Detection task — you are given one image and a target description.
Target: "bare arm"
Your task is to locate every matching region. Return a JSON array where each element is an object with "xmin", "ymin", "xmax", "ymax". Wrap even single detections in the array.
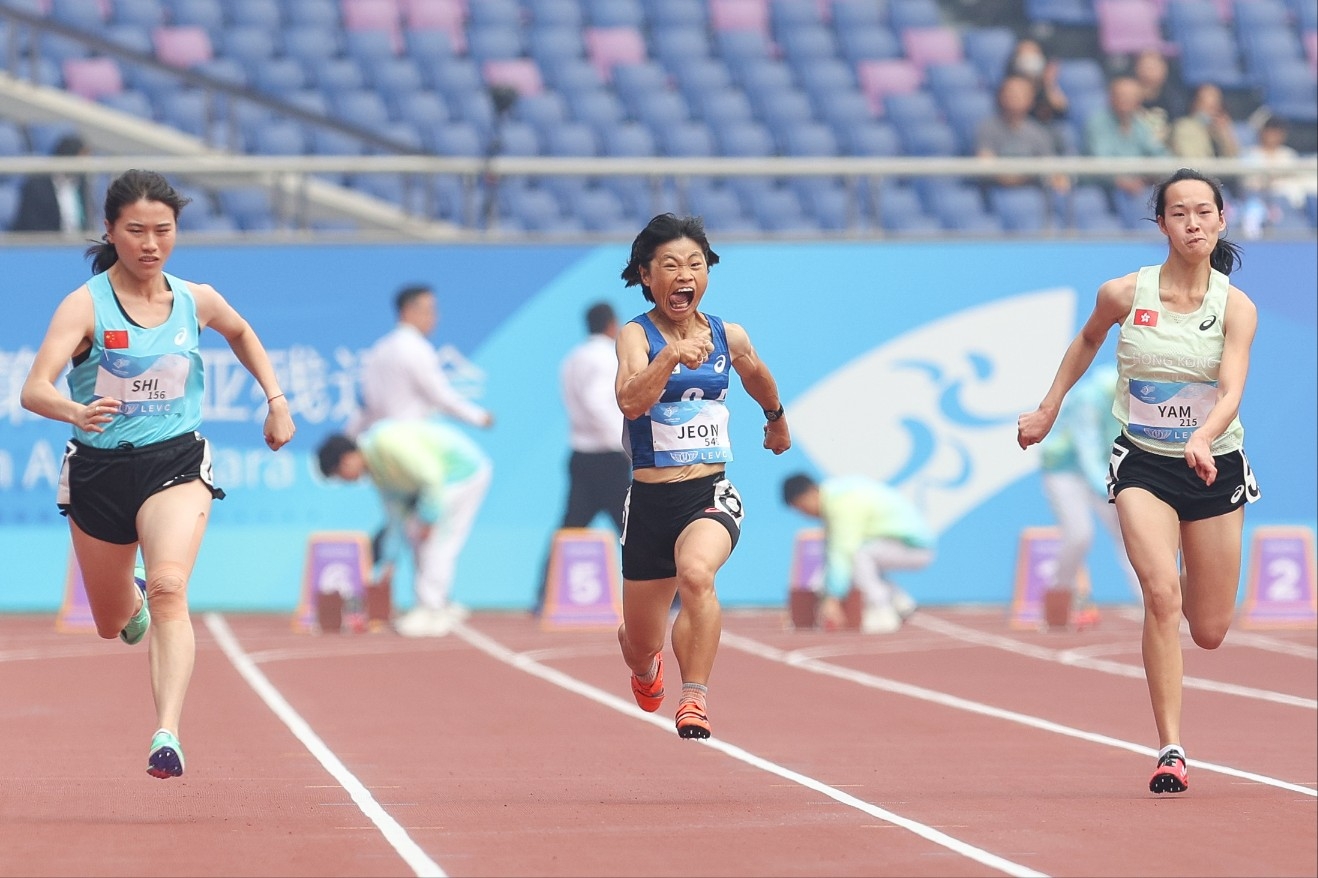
[
  {"xmin": 193, "ymin": 282, "xmax": 295, "ymax": 451},
  {"xmin": 614, "ymin": 320, "xmax": 707, "ymax": 420},
  {"xmin": 1017, "ymin": 273, "xmax": 1134, "ymax": 449},
  {"xmin": 726, "ymin": 321, "xmax": 791, "ymax": 454},
  {"xmin": 1184, "ymin": 285, "xmax": 1256, "ymax": 485},
  {"xmin": 19, "ymin": 286, "xmax": 119, "ymax": 434}
]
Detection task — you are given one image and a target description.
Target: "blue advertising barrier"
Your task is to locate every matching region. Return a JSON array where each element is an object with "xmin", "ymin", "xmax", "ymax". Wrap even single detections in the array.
[{"xmin": 2, "ymin": 238, "xmax": 1313, "ymax": 612}]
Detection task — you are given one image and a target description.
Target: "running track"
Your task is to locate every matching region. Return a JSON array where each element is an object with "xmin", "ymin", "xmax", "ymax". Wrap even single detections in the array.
[{"xmin": 1, "ymin": 607, "xmax": 1313, "ymax": 878}]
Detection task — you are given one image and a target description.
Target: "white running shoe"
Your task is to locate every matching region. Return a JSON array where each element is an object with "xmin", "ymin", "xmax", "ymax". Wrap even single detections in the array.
[
  {"xmin": 891, "ymin": 589, "xmax": 918, "ymax": 620},
  {"xmin": 443, "ymin": 602, "xmax": 471, "ymax": 623},
  {"xmin": 861, "ymin": 604, "xmax": 903, "ymax": 634},
  {"xmin": 394, "ymin": 607, "xmax": 453, "ymax": 638}
]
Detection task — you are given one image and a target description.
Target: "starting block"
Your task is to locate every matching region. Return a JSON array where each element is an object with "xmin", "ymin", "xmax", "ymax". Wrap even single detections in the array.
[
  {"xmin": 293, "ymin": 531, "xmax": 389, "ymax": 634},
  {"xmin": 1240, "ymin": 526, "xmax": 1317, "ymax": 629},
  {"xmin": 1009, "ymin": 526, "xmax": 1090, "ymax": 630},
  {"xmin": 540, "ymin": 528, "xmax": 622, "ymax": 631},
  {"xmin": 786, "ymin": 528, "xmax": 861, "ymax": 631}
]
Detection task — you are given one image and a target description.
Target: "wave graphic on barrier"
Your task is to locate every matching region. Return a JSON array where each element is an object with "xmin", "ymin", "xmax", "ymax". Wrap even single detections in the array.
[{"xmin": 790, "ymin": 289, "xmax": 1078, "ymax": 535}]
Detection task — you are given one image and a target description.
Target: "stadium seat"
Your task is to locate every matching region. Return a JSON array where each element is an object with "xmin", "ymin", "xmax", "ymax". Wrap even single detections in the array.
[
  {"xmin": 284, "ymin": 0, "xmax": 340, "ymax": 27},
  {"xmin": 600, "ymin": 120, "xmax": 656, "ymax": 156},
  {"xmin": 311, "ymin": 58, "xmax": 367, "ymax": 93},
  {"xmin": 166, "ymin": 0, "xmax": 223, "ymax": 30},
  {"xmin": 468, "ymin": 0, "xmax": 522, "ymax": 29},
  {"xmin": 328, "ymin": 89, "xmax": 392, "ymax": 129},
  {"xmin": 527, "ymin": 0, "xmax": 584, "ymax": 27},
  {"xmin": 389, "ymin": 90, "xmax": 451, "ymax": 127},
  {"xmin": 0, "ymin": 180, "xmax": 22, "ymax": 229},
  {"xmin": 733, "ymin": 58, "xmax": 794, "ymax": 94},
  {"xmin": 710, "ymin": 0, "xmax": 771, "ymax": 35},
  {"xmin": 367, "ymin": 57, "xmax": 426, "ymax": 96},
  {"xmin": 217, "ymin": 187, "xmax": 279, "ymax": 230},
  {"xmin": 749, "ymin": 187, "xmax": 814, "ymax": 233},
  {"xmin": 990, "ymin": 185, "xmax": 1050, "ymax": 232},
  {"xmin": 545, "ymin": 121, "xmax": 599, "ymax": 155},
  {"xmin": 1262, "ymin": 61, "xmax": 1318, "ymax": 121},
  {"xmin": 99, "ymin": 90, "xmax": 153, "ymax": 120},
  {"xmin": 1165, "ymin": 0, "xmax": 1224, "ymax": 41},
  {"xmin": 427, "ymin": 121, "xmax": 485, "ymax": 156},
  {"xmin": 152, "ymin": 26, "xmax": 213, "ymax": 68},
  {"xmin": 1176, "ymin": 25, "xmax": 1248, "ymax": 87},
  {"xmin": 751, "ymin": 87, "xmax": 815, "ymax": 129},
  {"xmin": 652, "ymin": 26, "xmax": 713, "ymax": 68},
  {"xmin": 897, "ymin": 119, "xmax": 959, "ymax": 155},
  {"xmin": 693, "ymin": 88, "xmax": 756, "ymax": 124},
  {"xmin": 570, "ymin": 186, "xmax": 632, "ymax": 233},
  {"xmin": 567, "ymin": 88, "xmax": 627, "ymax": 130},
  {"xmin": 781, "ymin": 122, "xmax": 839, "ymax": 156},
  {"xmin": 815, "ymin": 90, "xmax": 874, "ymax": 134},
  {"xmin": 837, "ymin": 25, "xmax": 903, "ymax": 65},
  {"xmin": 887, "ymin": 0, "xmax": 943, "ymax": 31},
  {"xmin": 1025, "ymin": 0, "xmax": 1097, "ymax": 25},
  {"xmin": 713, "ymin": 119, "xmax": 775, "ymax": 156},
  {"xmin": 941, "ymin": 89, "xmax": 994, "ymax": 153},
  {"xmin": 219, "ymin": 26, "xmax": 278, "ymax": 66},
  {"xmin": 404, "ymin": 1, "xmax": 466, "ymax": 52},
  {"xmin": 629, "ymin": 88, "xmax": 690, "ymax": 132},
  {"xmin": 245, "ymin": 119, "xmax": 307, "ymax": 155},
  {"xmin": 483, "ymin": 58, "xmax": 545, "ymax": 97},
  {"xmin": 1095, "ymin": 0, "xmax": 1170, "ymax": 55},
  {"xmin": 467, "ymin": 26, "xmax": 525, "ymax": 63},
  {"xmin": 797, "ymin": 58, "xmax": 858, "ymax": 104},
  {"xmin": 585, "ymin": 26, "xmax": 649, "ymax": 82},
  {"xmin": 342, "ymin": 0, "xmax": 403, "ymax": 34},
  {"xmin": 529, "ymin": 26, "xmax": 586, "ymax": 67},
  {"xmin": 902, "ymin": 26, "xmax": 964, "ymax": 70},
  {"xmin": 857, "ymin": 59, "xmax": 923, "ymax": 114},
  {"xmin": 671, "ymin": 57, "xmax": 734, "ymax": 104},
  {"xmin": 156, "ymin": 90, "xmax": 211, "ymax": 137},
  {"xmin": 104, "ymin": 26, "xmax": 154, "ymax": 54},
  {"xmin": 770, "ymin": 0, "xmax": 825, "ymax": 35},
  {"xmin": 962, "ymin": 26, "xmax": 1017, "ymax": 88},
  {"xmin": 114, "ymin": 0, "xmax": 165, "ymax": 27},
  {"xmin": 883, "ymin": 91, "xmax": 941, "ymax": 128},
  {"xmin": 876, "ymin": 184, "xmax": 938, "ymax": 233},
  {"xmin": 62, "ymin": 57, "xmax": 123, "ymax": 101},
  {"xmin": 658, "ymin": 120, "xmax": 716, "ymax": 156},
  {"xmin": 926, "ymin": 61, "xmax": 983, "ymax": 104},
  {"xmin": 778, "ymin": 26, "xmax": 838, "ymax": 64},
  {"xmin": 842, "ymin": 120, "xmax": 902, "ymax": 155},
  {"xmin": 405, "ymin": 28, "xmax": 457, "ymax": 64},
  {"xmin": 226, "ymin": 0, "xmax": 281, "ymax": 29},
  {"xmin": 685, "ymin": 180, "xmax": 749, "ymax": 230},
  {"xmin": 543, "ymin": 57, "xmax": 606, "ymax": 93},
  {"xmin": 583, "ymin": 0, "xmax": 646, "ymax": 27},
  {"xmin": 281, "ymin": 25, "xmax": 342, "ymax": 66}
]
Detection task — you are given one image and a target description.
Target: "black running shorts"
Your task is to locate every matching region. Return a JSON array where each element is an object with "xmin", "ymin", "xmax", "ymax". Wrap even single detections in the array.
[
  {"xmin": 1107, "ymin": 433, "xmax": 1260, "ymax": 522},
  {"xmin": 57, "ymin": 431, "xmax": 226, "ymax": 544},
  {"xmin": 621, "ymin": 472, "xmax": 744, "ymax": 581}
]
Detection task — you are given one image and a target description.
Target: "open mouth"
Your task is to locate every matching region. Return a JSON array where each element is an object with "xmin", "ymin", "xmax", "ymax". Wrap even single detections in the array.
[{"xmin": 668, "ymin": 287, "xmax": 694, "ymax": 309}]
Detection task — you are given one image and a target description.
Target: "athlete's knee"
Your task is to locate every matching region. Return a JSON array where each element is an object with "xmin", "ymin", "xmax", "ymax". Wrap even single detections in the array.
[
  {"xmin": 145, "ymin": 563, "xmax": 191, "ymax": 623},
  {"xmin": 1188, "ymin": 618, "xmax": 1230, "ymax": 650},
  {"xmin": 1141, "ymin": 581, "xmax": 1182, "ymax": 622},
  {"xmin": 675, "ymin": 562, "xmax": 717, "ymax": 599}
]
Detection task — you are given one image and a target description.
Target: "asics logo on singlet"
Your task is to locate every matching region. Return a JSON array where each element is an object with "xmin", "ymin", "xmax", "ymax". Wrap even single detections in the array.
[
  {"xmin": 712, "ymin": 355, "xmax": 727, "ymax": 373},
  {"xmin": 1231, "ymin": 485, "xmax": 1245, "ymax": 503},
  {"xmin": 1198, "ymin": 315, "xmax": 1218, "ymax": 331},
  {"xmin": 174, "ymin": 328, "xmax": 187, "ymax": 345}
]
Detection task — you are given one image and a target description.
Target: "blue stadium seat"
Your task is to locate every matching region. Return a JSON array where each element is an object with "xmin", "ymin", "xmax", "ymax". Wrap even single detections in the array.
[
  {"xmin": 671, "ymin": 58, "xmax": 734, "ymax": 105},
  {"xmin": 734, "ymin": 58, "xmax": 795, "ymax": 93},
  {"xmin": 714, "ymin": 29, "xmax": 775, "ymax": 64},
  {"xmin": 113, "ymin": 0, "xmax": 164, "ymax": 27},
  {"xmin": 467, "ymin": 26, "xmax": 525, "ymax": 63},
  {"xmin": 38, "ymin": 34, "xmax": 89, "ymax": 65},
  {"xmin": 427, "ymin": 121, "xmax": 485, "ymax": 156},
  {"xmin": 584, "ymin": 0, "xmax": 646, "ymax": 28},
  {"xmin": 837, "ymin": 25, "xmax": 902, "ymax": 64},
  {"xmin": 842, "ymin": 120, "xmax": 902, "ymax": 155},
  {"xmin": 1165, "ymin": 0, "xmax": 1222, "ymax": 41},
  {"xmin": 219, "ymin": 26, "xmax": 277, "ymax": 66},
  {"xmin": 570, "ymin": 186, "xmax": 632, "ymax": 233},
  {"xmin": 282, "ymin": 25, "xmax": 342, "ymax": 66},
  {"xmin": 941, "ymin": 89, "xmax": 994, "ymax": 153},
  {"xmin": 749, "ymin": 187, "xmax": 815, "ymax": 233},
  {"xmin": 513, "ymin": 91, "xmax": 569, "ymax": 130},
  {"xmin": 831, "ymin": 0, "xmax": 887, "ymax": 29},
  {"xmin": 883, "ymin": 91, "xmax": 942, "ymax": 127},
  {"xmin": 345, "ymin": 29, "xmax": 402, "ymax": 64},
  {"xmin": 468, "ymin": 0, "xmax": 522, "ymax": 28},
  {"xmin": 796, "ymin": 58, "xmax": 857, "ymax": 103},
  {"xmin": 546, "ymin": 122, "xmax": 599, "ymax": 155},
  {"xmin": 496, "ymin": 121, "xmax": 542, "ymax": 156},
  {"xmin": 1055, "ymin": 58, "xmax": 1107, "ymax": 99},
  {"xmin": 252, "ymin": 57, "xmax": 306, "ymax": 96},
  {"xmin": 751, "ymin": 87, "xmax": 815, "ymax": 129},
  {"xmin": 167, "ymin": 0, "xmax": 224, "ymax": 29},
  {"xmin": 657, "ymin": 120, "xmax": 716, "ymax": 156},
  {"xmin": 1262, "ymin": 61, "xmax": 1318, "ymax": 121},
  {"xmin": 567, "ymin": 88, "xmax": 628, "ymax": 130},
  {"xmin": 1066, "ymin": 184, "xmax": 1124, "ymax": 232},
  {"xmin": 1025, "ymin": 0, "xmax": 1096, "ymax": 25},
  {"xmin": 645, "ymin": 0, "xmax": 708, "ymax": 28},
  {"xmin": 227, "ymin": 0, "xmax": 281, "ymax": 29},
  {"xmin": 888, "ymin": 0, "xmax": 943, "ymax": 31},
  {"xmin": 283, "ymin": 89, "xmax": 329, "ymax": 116},
  {"xmin": 155, "ymin": 90, "xmax": 210, "ymax": 137},
  {"xmin": 792, "ymin": 178, "xmax": 858, "ymax": 230},
  {"xmin": 685, "ymin": 180, "xmax": 749, "ymax": 230},
  {"xmin": 693, "ymin": 88, "xmax": 756, "ymax": 124},
  {"xmin": 990, "ymin": 185, "xmax": 1050, "ymax": 232},
  {"xmin": 528, "ymin": 0, "xmax": 585, "ymax": 28},
  {"xmin": 926, "ymin": 61, "xmax": 983, "ymax": 104},
  {"xmin": 529, "ymin": 26, "xmax": 586, "ymax": 67},
  {"xmin": 284, "ymin": 0, "xmax": 340, "ymax": 27},
  {"xmin": 245, "ymin": 119, "xmax": 307, "ymax": 154},
  {"xmin": 876, "ymin": 184, "xmax": 939, "ymax": 233},
  {"xmin": 612, "ymin": 62, "xmax": 672, "ymax": 105},
  {"xmin": 367, "ymin": 58, "xmax": 426, "ymax": 97},
  {"xmin": 600, "ymin": 121, "xmax": 656, "ymax": 156},
  {"xmin": 898, "ymin": 119, "xmax": 959, "ymax": 156},
  {"xmin": 99, "ymin": 90, "xmax": 153, "ymax": 120},
  {"xmin": 1234, "ymin": 0, "xmax": 1292, "ymax": 31},
  {"xmin": 104, "ymin": 25, "xmax": 154, "ymax": 54},
  {"xmin": 311, "ymin": 127, "xmax": 367, "ymax": 156},
  {"xmin": 507, "ymin": 187, "xmax": 567, "ymax": 232},
  {"xmin": 771, "ymin": 0, "xmax": 826, "ymax": 36},
  {"xmin": 962, "ymin": 26, "xmax": 1017, "ymax": 88},
  {"xmin": 651, "ymin": 26, "xmax": 712, "ymax": 68},
  {"xmin": 311, "ymin": 58, "xmax": 367, "ymax": 93},
  {"xmin": 217, "ymin": 187, "xmax": 278, "ymax": 230},
  {"xmin": 0, "ymin": 120, "xmax": 27, "ymax": 158},
  {"xmin": 1176, "ymin": 25, "xmax": 1247, "ymax": 87},
  {"xmin": 631, "ymin": 89, "xmax": 690, "ymax": 129},
  {"xmin": 426, "ymin": 60, "xmax": 484, "ymax": 100},
  {"xmin": 389, "ymin": 91, "xmax": 451, "ymax": 127},
  {"xmin": 404, "ymin": 28, "xmax": 457, "ymax": 65},
  {"xmin": 328, "ymin": 89, "xmax": 392, "ymax": 129},
  {"xmin": 451, "ymin": 91, "xmax": 497, "ymax": 140},
  {"xmin": 781, "ymin": 122, "xmax": 839, "ymax": 156},
  {"xmin": 713, "ymin": 119, "xmax": 775, "ymax": 156},
  {"xmin": 540, "ymin": 57, "xmax": 605, "ymax": 93}
]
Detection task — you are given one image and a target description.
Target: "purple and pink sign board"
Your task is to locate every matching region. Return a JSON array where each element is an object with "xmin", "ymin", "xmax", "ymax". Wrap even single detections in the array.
[
  {"xmin": 789, "ymin": 529, "xmax": 825, "ymax": 592},
  {"xmin": 56, "ymin": 550, "xmax": 95, "ymax": 633},
  {"xmin": 1009, "ymin": 527, "xmax": 1090, "ymax": 630},
  {"xmin": 1241, "ymin": 526, "xmax": 1317, "ymax": 629},
  {"xmin": 541, "ymin": 528, "xmax": 622, "ymax": 631},
  {"xmin": 293, "ymin": 532, "xmax": 371, "ymax": 633}
]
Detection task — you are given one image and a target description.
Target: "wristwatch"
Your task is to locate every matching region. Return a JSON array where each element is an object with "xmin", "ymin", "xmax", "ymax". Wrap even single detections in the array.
[{"xmin": 764, "ymin": 404, "xmax": 785, "ymax": 422}]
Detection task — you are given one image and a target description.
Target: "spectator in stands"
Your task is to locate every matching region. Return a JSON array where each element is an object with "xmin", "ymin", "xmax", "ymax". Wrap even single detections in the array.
[
  {"xmin": 781, "ymin": 473, "xmax": 932, "ymax": 634},
  {"xmin": 976, "ymin": 74, "xmax": 1071, "ymax": 195},
  {"xmin": 1003, "ymin": 37, "xmax": 1069, "ymax": 150},
  {"xmin": 1132, "ymin": 50, "xmax": 1188, "ymax": 148},
  {"xmin": 1239, "ymin": 114, "xmax": 1318, "ymax": 236},
  {"xmin": 10, "ymin": 133, "xmax": 93, "ymax": 234},
  {"xmin": 316, "ymin": 420, "xmax": 492, "ymax": 638},
  {"xmin": 348, "ymin": 283, "xmax": 494, "ymax": 438},
  {"xmin": 1086, "ymin": 76, "xmax": 1169, "ymax": 198},
  {"xmin": 1169, "ymin": 83, "xmax": 1240, "ymax": 160}
]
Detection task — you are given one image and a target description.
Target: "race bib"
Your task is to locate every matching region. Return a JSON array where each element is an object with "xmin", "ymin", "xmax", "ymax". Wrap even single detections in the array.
[
  {"xmin": 94, "ymin": 350, "xmax": 191, "ymax": 417},
  {"xmin": 649, "ymin": 399, "xmax": 733, "ymax": 467},
  {"xmin": 1127, "ymin": 380, "xmax": 1217, "ymax": 443}
]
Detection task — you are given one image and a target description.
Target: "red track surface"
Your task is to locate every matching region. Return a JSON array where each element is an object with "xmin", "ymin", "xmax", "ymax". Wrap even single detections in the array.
[{"xmin": 1, "ymin": 607, "xmax": 1314, "ymax": 878}]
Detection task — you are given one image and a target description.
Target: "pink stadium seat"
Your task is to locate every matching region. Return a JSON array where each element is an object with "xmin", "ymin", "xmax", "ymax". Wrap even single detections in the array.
[
  {"xmin": 856, "ymin": 58, "xmax": 923, "ymax": 115},
  {"xmin": 901, "ymin": 26, "xmax": 963, "ymax": 70},
  {"xmin": 151, "ymin": 26, "xmax": 213, "ymax": 68},
  {"xmin": 342, "ymin": 0, "xmax": 402, "ymax": 53},
  {"xmin": 1095, "ymin": 0, "xmax": 1171, "ymax": 56},
  {"xmin": 1305, "ymin": 30, "xmax": 1317, "ymax": 75},
  {"xmin": 584, "ymin": 26, "xmax": 647, "ymax": 82},
  {"xmin": 710, "ymin": 0, "xmax": 770, "ymax": 35},
  {"xmin": 62, "ymin": 56, "xmax": 123, "ymax": 100},
  {"xmin": 401, "ymin": 0, "xmax": 467, "ymax": 52},
  {"xmin": 483, "ymin": 58, "xmax": 545, "ymax": 97}
]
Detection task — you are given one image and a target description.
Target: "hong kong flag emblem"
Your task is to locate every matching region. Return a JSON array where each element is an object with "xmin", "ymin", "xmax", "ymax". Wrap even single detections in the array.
[
  {"xmin": 103, "ymin": 329, "xmax": 129, "ymax": 349},
  {"xmin": 1134, "ymin": 309, "xmax": 1159, "ymax": 327}
]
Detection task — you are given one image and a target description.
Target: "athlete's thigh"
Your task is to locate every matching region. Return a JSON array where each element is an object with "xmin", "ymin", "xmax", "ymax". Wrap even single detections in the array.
[
  {"xmin": 1179, "ymin": 508, "xmax": 1245, "ymax": 625},
  {"xmin": 673, "ymin": 518, "xmax": 733, "ymax": 584},
  {"xmin": 1114, "ymin": 487, "xmax": 1181, "ymax": 590},
  {"xmin": 135, "ymin": 480, "xmax": 213, "ymax": 577},
  {"xmin": 69, "ymin": 519, "xmax": 140, "ymax": 616}
]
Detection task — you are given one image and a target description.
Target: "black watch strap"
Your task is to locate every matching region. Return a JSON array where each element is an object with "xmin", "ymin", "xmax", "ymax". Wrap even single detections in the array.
[{"xmin": 764, "ymin": 404, "xmax": 785, "ymax": 422}]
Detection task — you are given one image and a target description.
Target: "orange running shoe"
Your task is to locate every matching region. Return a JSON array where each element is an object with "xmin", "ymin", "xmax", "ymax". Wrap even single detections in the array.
[
  {"xmin": 630, "ymin": 654, "xmax": 665, "ymax": 712},
  {"xmin": 1149, "ymin": 751, "xmax": 1189, "ymax": 794},
  {"xmin": 675, "ymin": 700, "xmax": 711, "ymax": 739},
  {"xmin": 1074, "ymin": 605, "xmax": 1102, "ymax": 631}
]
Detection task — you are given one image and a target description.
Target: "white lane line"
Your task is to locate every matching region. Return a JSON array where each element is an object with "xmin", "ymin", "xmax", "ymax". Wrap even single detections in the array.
[
  {"xmin": 1110, "ymin": 608, "xmax": 1318, "ymax": 658},
  {"xmin": 719, "ymin": 632, "xmax": 1317, "ymax": 798},
  {"xmin": 451, "ymin": 622, "xmax": 1049, "ymax": 878},
  {"xmin": 907, "ymin": 615, "xmax": 1317, "ymax": 710},
  {"xmin": 204, "ymin": 614, "xmax": 446, "ymax": 878}
]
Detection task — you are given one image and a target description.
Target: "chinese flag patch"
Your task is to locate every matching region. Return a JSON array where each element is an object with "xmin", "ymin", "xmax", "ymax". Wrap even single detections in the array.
[
  {"xmin": 103, "ymin": 329, "xmax": 129, "ymax": 349},
  {"xmin": 1133, "ymin": 309, "xmax": 1159, "ymax": 327}
]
